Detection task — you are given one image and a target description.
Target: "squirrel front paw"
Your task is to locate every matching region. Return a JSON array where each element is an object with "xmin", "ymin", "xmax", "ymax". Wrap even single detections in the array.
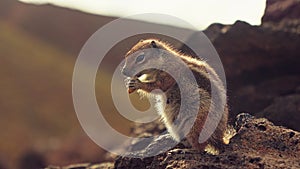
[{"xmin": 126, "ymin": 78, "xmax": 142, "ymax": 94}]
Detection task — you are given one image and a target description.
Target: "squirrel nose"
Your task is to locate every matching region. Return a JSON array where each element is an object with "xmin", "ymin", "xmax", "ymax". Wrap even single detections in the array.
[{"xmin": 121, "ymin": 67, "xmax": 131, "ymax": 77}]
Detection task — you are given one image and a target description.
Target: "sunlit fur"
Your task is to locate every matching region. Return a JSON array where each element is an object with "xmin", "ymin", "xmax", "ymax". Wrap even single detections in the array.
[{"xmin": 123, "ymin": 39, "xmax": 230, "ymax": 153}]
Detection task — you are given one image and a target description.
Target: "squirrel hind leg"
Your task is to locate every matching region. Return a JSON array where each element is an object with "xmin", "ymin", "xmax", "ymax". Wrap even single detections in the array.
[
  {"xmin": 186, "ymin": 120, "xmax": 227, "ymax": 155},
  {"xmin": 186, "ymin": 132, "xmax": 208, "ymax": 152},
  {"xmin": 186, "ymin": 135, "xmax": 222, "ymax": 155}
]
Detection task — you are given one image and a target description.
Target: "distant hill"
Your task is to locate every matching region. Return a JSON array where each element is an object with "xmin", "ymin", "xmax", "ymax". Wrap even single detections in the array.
[
  {"xmin": 0, "ymin": 20, "xmax": 74, "ymax": 168},
  {"xmin": 0, "ymin": 0, "xmax": 114, "ymax": 56},
  {"xmin": 1, "ymin": 17, "xmax": 142, "ymax": 168}
]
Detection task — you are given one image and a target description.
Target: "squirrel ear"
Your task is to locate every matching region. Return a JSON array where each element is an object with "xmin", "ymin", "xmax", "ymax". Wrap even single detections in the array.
[{"xmin": 151, "ymin": 40, "xmax": 158, "ymax": 48}]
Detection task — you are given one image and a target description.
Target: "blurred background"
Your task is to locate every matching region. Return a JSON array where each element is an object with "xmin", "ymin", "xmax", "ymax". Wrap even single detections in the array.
[{"xmin": 0, "ymin": 0, "xmax": 299, "ymax": 168}]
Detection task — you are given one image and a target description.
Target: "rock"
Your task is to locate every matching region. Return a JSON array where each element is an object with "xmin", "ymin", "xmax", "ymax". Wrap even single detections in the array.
[
  {"xmin": 45, "ymin": 162, "xmax": 114, "ymax": 169},
  {"xmin": 47, "ymin": 114, "xmax": 300, "ymax": 168},
  {"xmin": 199, "ymin": 1, "xmax": 300, "ymax": 122},
  {"xmin": 262, "ymin": 0, "xmax": 300, "ymax": 22},
  {"xmin": 200, "ymin": 20, "xmax": 300, "ymax": 124},
  {"xmin": 257, "ymin": 94, "xmax": 300, "ymax": 131},
  {"xmin": 19, "ymin": 150, "xmax": 46, "ymax": 169},
  {"xmin": 262, "ymin": 0, "xmax": 300, "ymax": 34},
  {"xmin": 203, "ymin": 23, "xmax": 231, "ymax": 42},
  {"xmin": 234, "ymin": 113, "xmax": 254, "ymax": 131},
  {"xmin": 112, "ymin": 113, "xmax": 300, "ymax": 169}
]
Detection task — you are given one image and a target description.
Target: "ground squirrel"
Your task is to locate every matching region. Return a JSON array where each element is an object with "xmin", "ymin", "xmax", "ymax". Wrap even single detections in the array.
[{"xmin": 121, "ymin": 39, "xmax": 229, "ymax": 152}]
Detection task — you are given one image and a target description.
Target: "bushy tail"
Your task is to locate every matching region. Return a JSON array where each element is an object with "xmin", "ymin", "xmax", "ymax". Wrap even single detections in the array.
[
  {"xmin": 205, "ymin": 125, "xmax": 236, "ymax": 155},
  {"xmin": 223, "ymin": 125, "xmax": 237, "ymax": 145}
]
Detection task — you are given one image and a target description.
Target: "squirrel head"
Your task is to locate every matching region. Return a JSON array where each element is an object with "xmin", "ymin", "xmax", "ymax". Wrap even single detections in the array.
[{"xmin": 121, "ymin": 39, "xmax": 165, "ymax": 78}]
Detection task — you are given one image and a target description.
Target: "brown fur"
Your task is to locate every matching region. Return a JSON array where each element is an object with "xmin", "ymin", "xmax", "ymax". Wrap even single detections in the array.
[{"xmin": 122, "ymin": 39, "xmax": 228, "ymax": 152}]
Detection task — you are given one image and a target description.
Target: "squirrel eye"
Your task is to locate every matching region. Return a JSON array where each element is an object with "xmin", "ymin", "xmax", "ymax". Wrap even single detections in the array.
[{"xmin": 135, "ymin": 53, "xmax": 145, "ymax": 63}]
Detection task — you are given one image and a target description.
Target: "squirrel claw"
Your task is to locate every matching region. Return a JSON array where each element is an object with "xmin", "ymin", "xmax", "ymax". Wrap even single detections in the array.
[{"xmin": 126, "ymin": 79, "xmax": 141, "ymax": 94}]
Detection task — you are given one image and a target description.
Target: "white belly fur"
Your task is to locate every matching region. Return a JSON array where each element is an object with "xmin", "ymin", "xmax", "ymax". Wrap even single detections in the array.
[
  {"xmin": 137, "ymin": 90, "xmax": 180, "ymax": 142},
  {"xmin": 154, "ymin": 94, "xmax": 180, "ymax": 142}
]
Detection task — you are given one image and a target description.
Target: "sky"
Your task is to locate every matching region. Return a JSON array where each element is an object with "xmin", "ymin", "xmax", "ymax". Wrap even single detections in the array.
[{"xmin": 19, "ymin": 0, "xmax": 266, "ymax": 30}]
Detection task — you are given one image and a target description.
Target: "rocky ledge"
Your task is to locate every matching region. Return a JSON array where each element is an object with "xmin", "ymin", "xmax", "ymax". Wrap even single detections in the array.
[
  {"xmin": 262, "ymin": 0, "xmax": 300, "ymax": 34},
  {"xmin": 46, "ymin": 113, "xmax": 300, "ymax": 169}
]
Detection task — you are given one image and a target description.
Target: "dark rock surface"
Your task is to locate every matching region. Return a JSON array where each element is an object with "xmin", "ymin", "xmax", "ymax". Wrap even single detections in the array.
[
  {"xmin": 204, "ymin": 21, "xmax": 300, "ymax": 120},
  {"xmin": 113, "ymin": 114, "xmax": 300, "ymax": 169},
  {"xmin": 257, "ymin": 93, "xmax": 300, "ymax": 131},
  {"xmin": 262, "ymin": 0, "xmax": 300, "ymax": 34},
  {"xmin": 47, "ymin": 114, "xmax": 300, "ymax": 169},
  {"xmin": 45, "ymin": 162, "xmax": 114, "ymax": 169},
  {"xmin": 262, "ymin": 0, "xmax": 300, "ymax": 22},
  {"xmin": 18, "ymin": 151, "xmax": 46, "ymax": 169},
  {"xmin": 200, "ymin": 6, "xmax": 300, "ymax": 130}
]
